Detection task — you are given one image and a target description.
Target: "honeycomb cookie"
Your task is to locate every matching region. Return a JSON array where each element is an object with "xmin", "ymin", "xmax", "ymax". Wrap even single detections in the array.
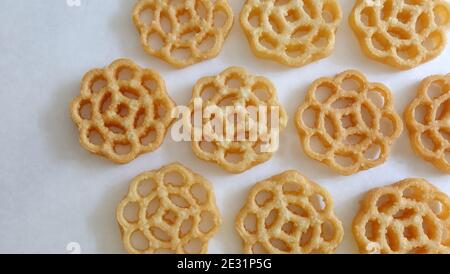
[
  {"xmin": 294, "ymin": 70, "xmax": 403, "ymax": 176},
  {"xmin": 350, "ymin": 0, "xmax": 450, "ymax": 70},
  {"xmin": 235, "ymin": 170, "xmax": 344, "ymax": 254},
  {"xmin": 70, "ymin": 59, "xmax": 175, "ymax": 164},
  {"xmin": 353, "ymin": 178, "xmax": 450, "ymax": 254},
  {"xmin": 240, "ymin": 0, "xmax": 342, "ymax": 67},
  {"xmin": 132, "ymin": 0, "xmax": 234, "ymax": 68},
  {"xmin": 116, "ymin": 163, "xmax": 221, "ymax": 254},
  {"xmin": 404, "ymin": 73, "xmax": 450, "ymax": 172},
  {"xmin": 188, "ymin": 67, "xmax": 288, "ymax": 173}
]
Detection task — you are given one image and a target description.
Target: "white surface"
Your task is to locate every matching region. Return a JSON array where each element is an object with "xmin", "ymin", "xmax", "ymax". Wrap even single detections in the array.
[{"xmin": 0, "ymin": 0, "xmax": 449, "ymax": 254}]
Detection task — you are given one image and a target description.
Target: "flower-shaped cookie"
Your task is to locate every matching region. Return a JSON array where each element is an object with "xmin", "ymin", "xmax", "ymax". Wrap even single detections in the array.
[
  {"xmin": 70, "ymin": 59, "xmax": 175, "ymax": 164},
  {"xmin": 353, "ymin": 178, "xmax": 450, "ymax": 254},
  {"xmin": 240, "ymin": 0, "xmax": 342, "ymax": 67},
  {"xmin": 350, "ymin": 0, "xmax": 450, "ymax": 69},
  {"xmin": 188, "ymin": 67, "xmax": 288, "ymax": 173},
  {"xmin": 235, "ymin": 170, "xmax": 343, "ymax": 254},
  {"xmin": 133, "ymin": 0, "xmax": 234, "ymax": 68},
  {"xmin": 295, "ymin": 70, "xmax": 403, "ymax": 175},
  {"xmin": 116, "ymin": 163, "xmax": 221, "ymax": 254},
  {"xmin": 404, "ymin": 73, "xmax": 450, "ymax": 172}
]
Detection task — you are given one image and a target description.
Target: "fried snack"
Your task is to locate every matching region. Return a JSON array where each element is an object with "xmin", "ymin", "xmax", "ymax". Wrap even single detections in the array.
[
  {"xmin": 294, "ymin": 70, "xmax": 403, "ymax": 175},
  {"xmin": 353, "ymin": 178, "xmax": 450, "ymax": 254},
  {"xmin": 132, "ymin": 0, "xmax": 234, "ymax": 68},
  {"xmin": 116, "ymin": 163, "xmax": 221, "ymax": 254},
  {"xmin": 235, "ymin": 170, "xmax": 343, "ymax": 254},
  {"xmin": 70, "ymin": 59, "xmax": 175, "ymax": 164},
  {"xmin": 349, "ymin": 0, "xmax": 450, "ymax": 70},
  {"xmin": 240, "ymin": 0, "xmax": 342, "ymax": 67},
  {"xmin": 188, "ymin": 67, "xmax": 288, "ymax": 173},
  {"xmin": 404, "ymin": 73, "xmax": 450, "ymax": 172}
]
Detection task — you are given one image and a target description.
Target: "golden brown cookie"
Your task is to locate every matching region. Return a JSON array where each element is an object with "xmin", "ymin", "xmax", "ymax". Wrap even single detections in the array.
[
  {"xmin": 240, "ymin": 0, "xmax": 342, "ymax": 67},
  {"xmin": 294, "ymin": 70, "xmax": 403, "ymax": 175},
  {"xmin": 70, "ymin": 59, "xmax": 175, "ymax": 164},
  {"xmin": 188, "ymin": 67, "xmax": 288, "ymax": 173},
  {"xmin": 116, "ymin": 163, "xmax": 221, "ymax": 254},
  {"xmin": 133, "ymin": 0, "xmax": 234, "ymax": 68},
  {"xmin": 235, "ymin": 170, "xmax": 343, "ymax": 254},
  {"xmin": 350, "ymin": 0, "xmax": 450, "ymax": 69},
  {"xmin": 353, "ymin": 178, "xmax": 450, "ymax": 254},
  {"xmin": 404, "ymin": 73, "xmax": 450, "ymax": 172}
]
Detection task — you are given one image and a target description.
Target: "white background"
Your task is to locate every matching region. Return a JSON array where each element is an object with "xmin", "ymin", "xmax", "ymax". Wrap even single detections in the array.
[{"xmin": 0, "ymin": 0, "xmax": 449, "ymax": 254}]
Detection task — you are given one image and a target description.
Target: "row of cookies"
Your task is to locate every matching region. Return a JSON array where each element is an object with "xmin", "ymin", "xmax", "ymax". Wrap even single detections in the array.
[
  {"xmin": 116, "ymin": 162, "xmax": 450, "ymax": 254},
  {"xmin": 132, "ymin": 0, "xmax": 450, "ymax": 69},
  {"xmin": 70, "ymin": 59, "xmax": 450, "ymax": 174}
]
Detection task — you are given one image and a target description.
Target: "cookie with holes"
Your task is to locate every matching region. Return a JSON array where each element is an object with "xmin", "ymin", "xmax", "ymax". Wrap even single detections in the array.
[
  {"xmin": 116, "ymin": 163, "xmax": 221, "ymax": 254},
  {"xmin": 353, "ymin": 178, "xmax": 450, "ymax": 254},
  {"xmin": 294, "ymin": 70, "xmax": 403, "ymax": 176},
  {"xmin": 350, "ymin": 0, "xmax": 450, "ymax": 69},
  {"xmin": 132, "ymin": 0, "xmax": 234, "ymax": 68},
  {"xmin": 240, "ymin": 0, "xmax": 342, "ymax": 67},
  {"xmin": 404, "ymin": 73, "xmax": 450, "ymax": 172},
  {"xmin": 187, "ymin": 67, "xmax": 288, "ymax": 173},
  {"xmin": 70, "ymin": 59, "xmax": 175, "ymax": 164},
  {"xmin": 235, "ymin": 170, "xmax": 343, "ymax": 254}
]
